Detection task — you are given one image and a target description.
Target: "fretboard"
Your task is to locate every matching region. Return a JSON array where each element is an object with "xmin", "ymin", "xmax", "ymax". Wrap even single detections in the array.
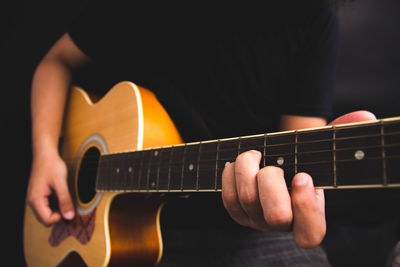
[{"xmin": 96, "ymin": 117, "xmax": 400, "ymax": 192}]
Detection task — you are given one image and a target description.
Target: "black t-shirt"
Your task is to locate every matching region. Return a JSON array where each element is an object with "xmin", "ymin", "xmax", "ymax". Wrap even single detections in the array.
[
  {"xmin": 68, "ymin": 0, "xmax": 338, "ymax": 142},
  {"xmin": 67, "ymin": 1, "xmax": 339, "ymax": 227}
]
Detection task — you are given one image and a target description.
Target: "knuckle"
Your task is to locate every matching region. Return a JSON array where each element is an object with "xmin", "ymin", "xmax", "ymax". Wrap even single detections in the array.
[
  {"xmin": 222, "ymin": 190, "xmax": 237, "ymax": 206},
  {"xmin": 258, "ymin": 165, "xmax": 284, "ymax": 178},
  {"xmin": 236, "ymin": 150, "xmax": 261, "ymax": 162},
  {"xmin": 238, "ymin": 189, "xmax": 258, "ymax": 207}
]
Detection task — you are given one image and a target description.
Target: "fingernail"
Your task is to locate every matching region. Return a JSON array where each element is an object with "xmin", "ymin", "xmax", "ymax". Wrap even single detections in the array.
[
  {"xmin": 294, "ymin": 173, "xmax": 309, "ymax": 186},
  {"xmin": 250, "ymin": 150, "xmax": 262, "ymax": 156},
  {"xmin": 63, "ymin": 211, "xmax": 75, "ymax": 220}
]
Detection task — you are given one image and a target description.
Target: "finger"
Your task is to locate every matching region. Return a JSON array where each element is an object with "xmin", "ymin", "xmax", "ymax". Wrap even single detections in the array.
[
  {"xmin": 234, "ymin": 150, "xmax": 266, "ymax": 224},
  {"xmin": 32, "ymin": 198, "xmax": 62, "ymax": 225},
  {"xmin": 329, "ymin": 110, "xmax": 376, "ymax": 126},
  {"xmin": 222, "ymin": 162, "xmax": 250, "ymax": 226},
  {"xmin": 27, "ymin": 186, "xmax": 61, "ymax": 225},
  {"xmin": 52, "ymin": 174, "xmax": 75, "ymax": 220},
  {"xmin": 291, "ymin": 173, "xmax": 326, "ymax": 248},
  {"xmin": 257, "ymin": 166, "xmax": 292, "ymax": 231}
]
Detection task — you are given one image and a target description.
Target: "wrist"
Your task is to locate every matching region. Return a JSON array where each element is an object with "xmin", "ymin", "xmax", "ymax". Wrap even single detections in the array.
[{"xmin": 32, "ymin": 137, "xmax": 60, "ymax": 161}]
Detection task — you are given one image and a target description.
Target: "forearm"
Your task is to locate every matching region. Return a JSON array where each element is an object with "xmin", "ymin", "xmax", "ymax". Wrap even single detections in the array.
[
  {"xmin": 279, "ymin": 114, "xmax": 327, "ymax": 131},
  {"xmin": 31, "ymin": 59, "xmax": 73, "ymax": 159}
]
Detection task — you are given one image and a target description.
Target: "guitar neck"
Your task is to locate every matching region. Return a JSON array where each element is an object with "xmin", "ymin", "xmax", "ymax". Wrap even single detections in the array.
[{"xmin": 96, "ymin": 117, "xmax": 400, "ymax": 192}]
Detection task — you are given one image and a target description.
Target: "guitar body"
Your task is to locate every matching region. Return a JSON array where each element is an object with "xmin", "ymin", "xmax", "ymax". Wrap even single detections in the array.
[{"xmin": 24, "ymin": 81, "xmax": 183, "ymax": 266}]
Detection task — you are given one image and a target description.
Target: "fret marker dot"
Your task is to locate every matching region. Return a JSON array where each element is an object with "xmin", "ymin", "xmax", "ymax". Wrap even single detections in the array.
[
  {"xmin": 277, "ymin": 157, "xmax": 284, "ymax": 166},
  {"xmin": 188, "ymin": 163, "xmax": 194, "ymax": 171},
  {"xmin": 116, "ymin": 168, "xmax": 120, "ymax": 173},
  {"xmin": 154, "ymin": 151, "xmax": 159, "ymax": 157},
  {"xmin": 128, "ymin": 167, "xmax": 132, "ymax": 173},
  {"xmin": 225, "ymin": 161, "xmax": 230, "ymax": 167},
  {"xmin": 354, "ymin": 150, "xmax": 365, "ymax": 160}
]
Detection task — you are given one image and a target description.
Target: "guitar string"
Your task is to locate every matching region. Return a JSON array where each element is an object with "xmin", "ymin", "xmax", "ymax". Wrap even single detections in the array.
[{"xmin": 62, "ymin": 141, "xmax": 400, "ymax": 167}]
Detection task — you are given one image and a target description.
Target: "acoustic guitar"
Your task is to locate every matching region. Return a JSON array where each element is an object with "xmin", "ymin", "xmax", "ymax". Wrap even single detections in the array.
[{"xmin": 23, "ymin": 81, "xmax": 400, "ymax": 266}]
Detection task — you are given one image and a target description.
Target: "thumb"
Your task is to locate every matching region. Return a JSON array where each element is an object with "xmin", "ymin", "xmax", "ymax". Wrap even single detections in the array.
[
  {"xmin": 329, "ymin": 110, "xmax": 376, "ymax": 126},
  {"xmin": 52, "ymin": 171, "xmax": 75, "ymax": 220}
]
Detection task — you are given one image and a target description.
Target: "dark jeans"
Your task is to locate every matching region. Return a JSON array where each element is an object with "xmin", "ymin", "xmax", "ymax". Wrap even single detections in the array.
[
  {"xmin": 158, "ymin": 225, "xmax": 331, "ymax": 267},
  {"xmin": 157, "ymin": 194, "xmax": 331, "ymax": 267}
]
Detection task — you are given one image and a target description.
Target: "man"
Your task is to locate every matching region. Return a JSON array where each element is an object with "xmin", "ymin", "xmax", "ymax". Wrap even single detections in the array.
[{"xmin": 26, "ymin": 1, "xmax": 376, "ymax": 265}]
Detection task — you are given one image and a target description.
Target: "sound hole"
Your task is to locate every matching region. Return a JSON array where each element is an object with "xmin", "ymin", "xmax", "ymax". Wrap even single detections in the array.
[{"xmin": 77, "ymin": 147, "xmax": 100, "ymax": 204}]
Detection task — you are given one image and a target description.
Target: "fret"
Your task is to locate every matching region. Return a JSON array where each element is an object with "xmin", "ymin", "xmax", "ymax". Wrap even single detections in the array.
[
  {"xmin": 218, "ymin": 138, "xmax": 239, "ymax": 162},
  {"xmin": 122, "ymin": 153, "xmax": 130, "ymax": 190},
  {"xmin": 297, "ymin": 151, "xmax": 332, "ymax": 164},
  {"xmin": 102, "ymin": 154, "xmax": 111, "ymax": 190},
  {"xmin": 215, "ymin": 140, "xmax": 220, "ymax": 190},
  {"xmin": 267, "ymin": 132, "xmax": 295, "ymax": 145},
  {"xmin": 158, "ymin": 147, "xmax": 172, "ymax": 190},
  {"xmin": 294, "ymin": 131, "xmax": 298, "ymax": 174},
  {"xmin": 297, "ymin": 139, "xmax": 333, "ymax": 153},
  {"xmin": 95, "ymin": 155, "xmax": 106, "ymax": 191},
  {"xmin": 265, "ymin": 154, "xmax": 295, "ymax": 173},
  {"xmin": 335, "ymin": 124, "xmax": 382, "ymax": 186},
  {"xmin": 263, "ymin": 134, "xmax": 267, "ymax": 167},
  {"xmin": 296, "ymin": 129, "xmax": 334, "ymax": 187},
  {"xmin": 113, "ymin": 153, "xmax": 123, "ymax": 190},
  {"xmin": 383, "ymin": 120, "xmax": 400, "ymax": 134},
  {"xmin": 198, "ymin": 142, "xmax": 218, "ymax": 190},
  {"xmin": 336, "ymin": 158, "xmax": 382, "ymax": 186},
  {"xmin": 265, "ymin": 133, "xmax": 296, "ymax": 181},
  {"xmin": 139, "ymin": 150, "xmax": 151, "ymax": 190},
  {"xmin": 384, "ymin": 122, "xmax": 400, "ymax": 184},
  {"xmin": 217, "ymin": 138, "xmax": 239, "ymax": 189},
  {"xmin": 180, "ymin": 145, "xmax": 187, "ymax": 190},
  {"xmin": 335, "ymin": 124, "xmax": 381, "ymax": 139},
  {"xmin": 148, "ymin": 149, "xmax": 160, "ymax": 191},
  {"xmin": 266, "ymin": 142, "xmax": 295, "ymax": 155},
  {"xmin": 196, "ymin": 142, "xmax": 202, "ymax": 190},
  {"xmin": 120, "ymin": 153, "xmax": 130, "ymax": 190},
  {"xmin": 182, "ymin": 144, "xmax": 199, "ymax": 190},
  {"xmin": 169, "ymin": 145, "xmax": 185, "ymax": 190},
  {"xmin": 336, "ymin": 136, "xmax": 381, "ymax": 150},
  {"xmin": 167, "ymin": 146, "xmax": 174, "ymax": 190},
  {"xmin": 333, "ymin": 126, "xmax": 337, "ymax": 187},
  {"xmin": 116, "ymin": 153, "xmax": 127, "ymax": 191},
  {"xmin": 128, "ymin": 151, "xmax": 140, "ymax": 190},
  {"xmin": 109, "ymin": 153, "xmax": 119, "ymax": 190},
  {"xmin": 240, "ymin": 135, "xmax": 265, "ymax": 167},
  {"xmin": 145, "ymin": 150, "xmax": 152, "ymax": 191},
  {"xmin": 297, "ymin": 128, "xmax": 332, "ymax": 142},
  {"xmin": 380, "ymin": 121, "xmax": 387, "ymax": 185},
  {"xmin": 297, "ymin": 161, "xmax": 334, "ymax": 187},
  {"xmin": 156, "ymin": 149, "xmax": 162, "ymax": 190}
]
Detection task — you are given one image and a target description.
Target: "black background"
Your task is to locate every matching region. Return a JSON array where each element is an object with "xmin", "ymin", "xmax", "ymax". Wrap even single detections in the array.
[{"xmin": 2, "ymin": 0, "xmax": 399, "ymax": 266}]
